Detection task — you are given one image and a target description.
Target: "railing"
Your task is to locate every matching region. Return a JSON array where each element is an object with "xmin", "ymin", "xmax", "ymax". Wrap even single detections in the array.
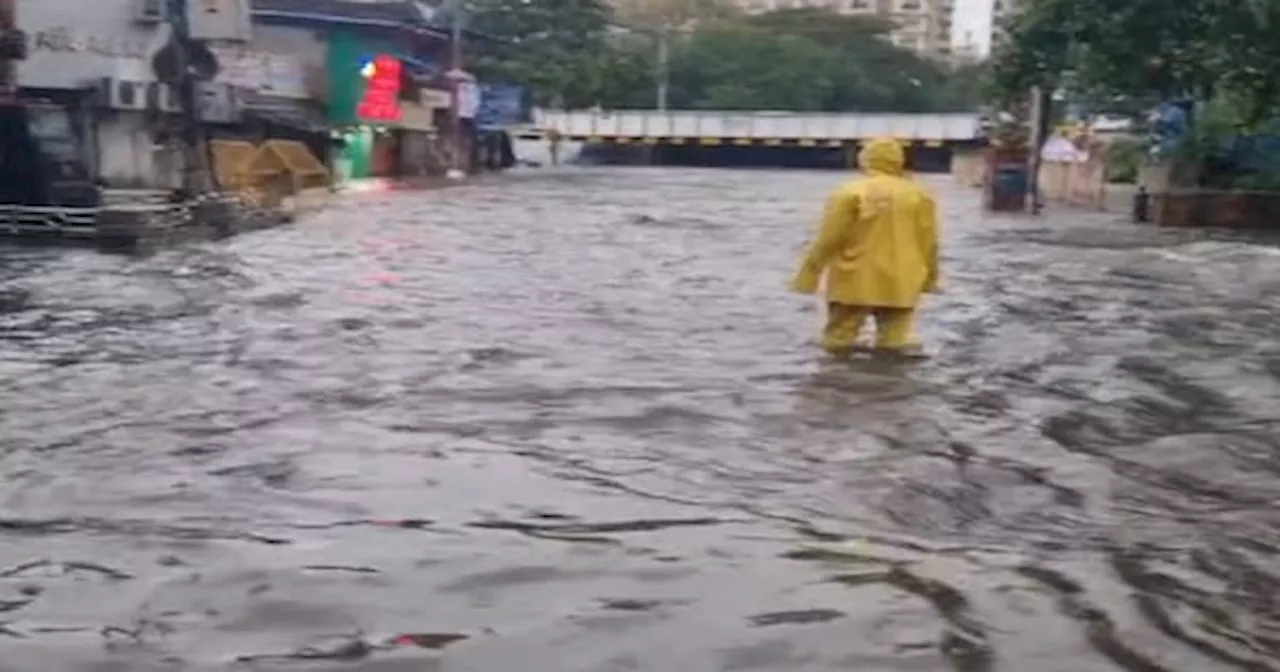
[
  {"xmin": 526, "ymin": 108, "xmax": 983, "ymax": 142},
  {"xmin": 0, "ymin": 205, "xmax": 101, "ymax": 238}
]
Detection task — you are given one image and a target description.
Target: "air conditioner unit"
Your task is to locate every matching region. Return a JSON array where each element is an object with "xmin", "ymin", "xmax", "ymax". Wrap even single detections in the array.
[
  {"xmin": 134, "ymin": 0, "xmax": 166, "ymax": 23},
  {"xmin": 96, "ymin": 78, "xmax": 149, "ymax": 111}
]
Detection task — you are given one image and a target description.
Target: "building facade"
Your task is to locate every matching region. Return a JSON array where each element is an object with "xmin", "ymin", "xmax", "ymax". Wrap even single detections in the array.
[
  {"xmin": 16, "ymin": 0, "xmax": 173, "ymax": 189},
  {"xmin": 8, "ymin": 0, "xmax": 500, "ymax": 196},
  {"xmin": 728, "ymin": 0, "xmax": 955, "ymax": 60},
  {"xmin": 846, "ymin": 0, "xmax": 953, "ymax": 60},
  {"xmin": 990, "ymin": 0, "xmax": 1018, "ymax": 48},
  {"xmin": 321, "ymin": 25, "xmax": 451, "ymax": 180}
]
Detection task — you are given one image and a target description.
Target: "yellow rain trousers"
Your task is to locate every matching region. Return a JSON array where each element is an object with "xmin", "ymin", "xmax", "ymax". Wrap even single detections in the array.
[{"xmin": 791, "ymin": 138, "xmax": 940, "ymax": 355}]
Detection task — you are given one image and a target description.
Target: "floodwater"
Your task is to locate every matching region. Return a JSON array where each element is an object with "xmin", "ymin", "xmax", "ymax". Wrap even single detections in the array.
[{"xmin": 2, "ymin": 168, "xmax": 1280, "ymax": 672}]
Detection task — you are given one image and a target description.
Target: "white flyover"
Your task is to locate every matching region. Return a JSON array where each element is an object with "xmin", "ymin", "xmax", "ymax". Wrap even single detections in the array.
[{"xmin": 518, "ymin": 108, "xmax": 984, "ymax": 145}]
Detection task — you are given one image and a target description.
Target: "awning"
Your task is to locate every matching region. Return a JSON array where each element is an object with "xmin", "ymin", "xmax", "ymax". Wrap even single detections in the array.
[
  {"xmin": 241, "ymin": 94, "xmax": 329, "ymax": 133},
  {"xmin": 398, "ymin": 54, "xmax": 440, "ymax": 78}
]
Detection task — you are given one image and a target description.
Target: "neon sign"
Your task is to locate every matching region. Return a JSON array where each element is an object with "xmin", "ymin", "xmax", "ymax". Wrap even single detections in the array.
[{"xmin": 356, "ymin": 54, "xmax": 402, "ymax": 123}]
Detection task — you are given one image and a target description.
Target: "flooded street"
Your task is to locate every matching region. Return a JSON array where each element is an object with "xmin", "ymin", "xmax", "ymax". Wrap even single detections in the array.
[{"xmin": 3, "ymin": 167, "xmax": 1280, "ymax": 671}]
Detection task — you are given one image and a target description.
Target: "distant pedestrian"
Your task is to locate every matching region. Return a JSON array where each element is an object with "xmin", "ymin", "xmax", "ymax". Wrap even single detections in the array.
[
  {"xmin": 790, "ymin": 138, "xmax": 941, "ymax": 358},
  {"xmin": 547, "ymin": 128, "xmax": 562, "ymax": 166}
]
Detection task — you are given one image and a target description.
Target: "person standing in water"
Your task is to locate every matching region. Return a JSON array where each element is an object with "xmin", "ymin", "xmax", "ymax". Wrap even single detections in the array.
[
  {"xmin": 790, "ymin": 137, "xmax": 940, "ymax": 358},
  {"xmin": 547, "ymin": 128, "xmax": 562, "ymax": 166}
]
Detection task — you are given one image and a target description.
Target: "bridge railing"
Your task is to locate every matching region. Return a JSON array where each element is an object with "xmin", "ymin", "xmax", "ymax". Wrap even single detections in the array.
[{"xmin": 530, "ymin": 109, "xmax": 982, "ymax": 142}]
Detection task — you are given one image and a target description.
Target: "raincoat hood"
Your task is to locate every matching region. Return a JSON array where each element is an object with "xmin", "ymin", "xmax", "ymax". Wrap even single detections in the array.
[{"xmin": 858, "ymin": 138, "xmax": 906, "ymax": 176}]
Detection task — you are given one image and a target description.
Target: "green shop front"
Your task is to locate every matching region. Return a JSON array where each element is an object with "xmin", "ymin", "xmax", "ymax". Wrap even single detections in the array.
[{"xmin": 327, "ymin": 31, "xmax": 412, "ymax": 182}]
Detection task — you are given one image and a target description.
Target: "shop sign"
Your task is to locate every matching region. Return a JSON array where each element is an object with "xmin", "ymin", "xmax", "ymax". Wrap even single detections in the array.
[
  {"xmin": 475, "ymin": 84, "xmax": 525, "ymax": 128},
  {"xmin": 29, "ymin": 26, "xmax": 150, "ymax": 59},
  {"xmin": 419, "ymin": 88, "xmax": 450, "ymax": 109},
  {"xmin": 356, "ymin": 54, "xmax": 402, "ymax": 122},
  {"xmin": 455, "ymin": 80, "xmax": 479, "ymax": 119},
  {"xmin": 209, "ymin": 45, "xmax": 308, "ymax": 98},
  {"xmin": 17, "ymin": 22, "xmax": 157, "ymax": 88},
  {"xmin": 326, "ymin": 30, "xmax": 408, "ymax": 125},
  {"xmin": 399, "ymin": 103, "xmax": 435, "ymax": 131}
]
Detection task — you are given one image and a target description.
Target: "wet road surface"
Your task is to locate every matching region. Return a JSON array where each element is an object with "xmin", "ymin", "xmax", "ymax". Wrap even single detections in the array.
[{"xmin": 2, "ymin": 168, "xmax": 1280, "ymax": 671}]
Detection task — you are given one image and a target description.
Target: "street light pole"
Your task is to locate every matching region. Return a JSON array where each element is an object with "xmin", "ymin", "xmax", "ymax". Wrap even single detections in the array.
[
  {"xmin": 446, "ymin": 0, "xmax": 467, "ymax": 179},
  {"xmin": 655, "ymin": 28, "xmax": 668, "ymax": 112}
]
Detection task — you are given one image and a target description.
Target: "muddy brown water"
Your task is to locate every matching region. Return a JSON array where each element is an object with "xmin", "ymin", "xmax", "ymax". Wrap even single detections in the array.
[{"xmin": 2, "ymin": 168, "xmax": 1280, "ymax": 671}]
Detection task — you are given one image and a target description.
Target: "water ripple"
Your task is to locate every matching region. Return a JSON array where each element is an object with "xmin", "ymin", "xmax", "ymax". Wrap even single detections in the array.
[{"xmin": 1, "ymin": 168, "xmax": 1278, "ymax": 670}]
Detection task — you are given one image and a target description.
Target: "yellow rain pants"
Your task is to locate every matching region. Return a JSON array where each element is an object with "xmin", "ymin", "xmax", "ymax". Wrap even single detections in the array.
[{"xmin": 822, "ymin": 303, "xmax": 918, "ymax": 354}]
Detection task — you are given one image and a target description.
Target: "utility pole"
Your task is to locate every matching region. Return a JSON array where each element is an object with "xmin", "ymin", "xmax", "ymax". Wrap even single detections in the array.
[
  {"xmin": 655, "ymin": 28, "xmax": 669, "ymax": 112},
  {"xmin": 0, "ymin": 0, "xmax": 19, "ymax": 105},
  {"xmin": 1026, "ymin": 85, "xmax": 1045, "ymax": 214},
  {"xmin": 164, "ymin": 0, "xmax": 214, "ymax": 194},
  {"xmin": 445, "ymin": 0, "xmax": 467, "ymax": 179}
]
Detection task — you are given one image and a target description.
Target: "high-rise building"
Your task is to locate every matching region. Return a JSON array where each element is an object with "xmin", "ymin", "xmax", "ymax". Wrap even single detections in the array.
[
  {"xmin": 950, "ymin": 30, "xmax": 983, "ymax": 63},
  {"xmin": 990, "ymin": 0, "xmax": 1018, "ymax": 48},
  {"xmin": 723, "ymin": 0, "xmax": 955, "ymax": 60},
  {"xmin": 843, "ymin": 0, "xmax": 954, "ymax": 59}
]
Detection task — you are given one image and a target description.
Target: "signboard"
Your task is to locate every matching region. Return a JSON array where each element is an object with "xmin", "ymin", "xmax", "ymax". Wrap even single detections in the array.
[
  {"xmin": 420, "ymin": 88, "xmax": 450, "ymax": 109},
  {"xmin": 475, "ymin": 83, "xmax": 525, "ymax": 129},
  {"xmin": 208, "ymin": 45, "xmax": 307, "ymax": 98},
  {"xmin": 399, "ymin": 103, "xmax": 435, "ymax": 131},
  {"xmin": 16, "ymin": 0, "xmax": 162, "ymax": 89},
  {"xmin": 455, "ymin": 79, "xmax": 479, "ymax": 119},
  {"xmin": 355, "ymin": 55, "xmax": 402, "ymax": 122},
  {"xmin": 326, "ymin": 29, "xmax": 404, "ymax": 125}
]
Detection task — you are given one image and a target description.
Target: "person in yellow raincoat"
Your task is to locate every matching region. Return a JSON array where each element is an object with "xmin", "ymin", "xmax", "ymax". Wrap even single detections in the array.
[{"xmin": 790, "ymin": 137, "xmax": 940, "ymax": 357}]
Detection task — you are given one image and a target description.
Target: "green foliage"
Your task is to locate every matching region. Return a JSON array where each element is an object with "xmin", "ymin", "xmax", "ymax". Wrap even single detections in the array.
[
  {"xmin": 987, "ymin": 0, "xmax": 1072, "ymax": 102},
  {"xmin": 662, "ymin": 12, "xmax": 987, "ymax": 111},
  {"xmin": 665, "ymin": 25, "xmax": 841, "ymax": 111},
  {"xmin": 466, "ymin": 0, "xmax": 617, "ymax": 108},
  {"xmin": 1171, "ymin": 97, "xmax": 1240, "ymax": 167},
  {"xmin": 468, "ymin": 2, "xmax": 986, "ymax": 112},
  {"xmin": 991, "ymin": 0, "xmax": 1280, "ymax": 123},
  {"xmin": 1103, "ymin": 137, "xmax": 1146, "ymax": 183}
]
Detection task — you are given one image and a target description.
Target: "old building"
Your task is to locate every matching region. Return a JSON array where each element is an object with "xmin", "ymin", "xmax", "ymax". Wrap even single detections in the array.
[
  {"xmin": 9, "ymin": 0, "xmax": 504, "ymax": 195},
  {"xmin": 840, "ymin": 0, "xmax": 955, "ymax": 60},
  {"xmin": 687, "ymin": 0, "xmax": 956, "ymax": 60},
  {"xmin": 16, "ymin": 0, "xmax": 162, "ymax": 191},
  {"xmin": 247, "ymin": 0, "xmax": 462, "ymax": 181},
  {"xmin": 15, "ymin": 0, "xmax": 256, "ymax": 190},
  {"xmin": 990, "ymin": 0, "xmax": 1018, "ymax": 48}
]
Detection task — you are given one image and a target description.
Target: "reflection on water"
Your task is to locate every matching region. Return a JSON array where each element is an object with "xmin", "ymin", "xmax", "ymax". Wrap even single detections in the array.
[{"xmin": 2, "ymin": 168, "xmax": 1280, "ymax": 671}]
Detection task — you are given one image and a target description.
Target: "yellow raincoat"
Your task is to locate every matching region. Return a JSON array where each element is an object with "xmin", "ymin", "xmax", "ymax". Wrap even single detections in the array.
[{"xmin": 791, "ymin": 138, "xmax": 940, "ymax": 354}]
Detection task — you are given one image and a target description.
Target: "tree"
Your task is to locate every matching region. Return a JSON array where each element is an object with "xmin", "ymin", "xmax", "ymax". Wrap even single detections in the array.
[
  {"xmin": 466, "ymin": 0, "xmax": 617, "ymax": 107},
  {"xmin": 594, "ymin": 31, "xmax": 662, "ymax": 108},
  {"xmin": 467, "ymin": 2, "xmax": 985, "ymax": 113},
  {"xmin": 991, "ymin": 0, "xmax": 1280, "ymax": 125},
  {"xmin": 665, "ymin": 25, "xmax": 840, "ymax": 110},
  {"xmin": 1214, "ymin": 0, "xmax": 1280, "ymax": 125},
  {"xmin": 660, "ymin": 9, "xmax": 984, "ymax": 112}
]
